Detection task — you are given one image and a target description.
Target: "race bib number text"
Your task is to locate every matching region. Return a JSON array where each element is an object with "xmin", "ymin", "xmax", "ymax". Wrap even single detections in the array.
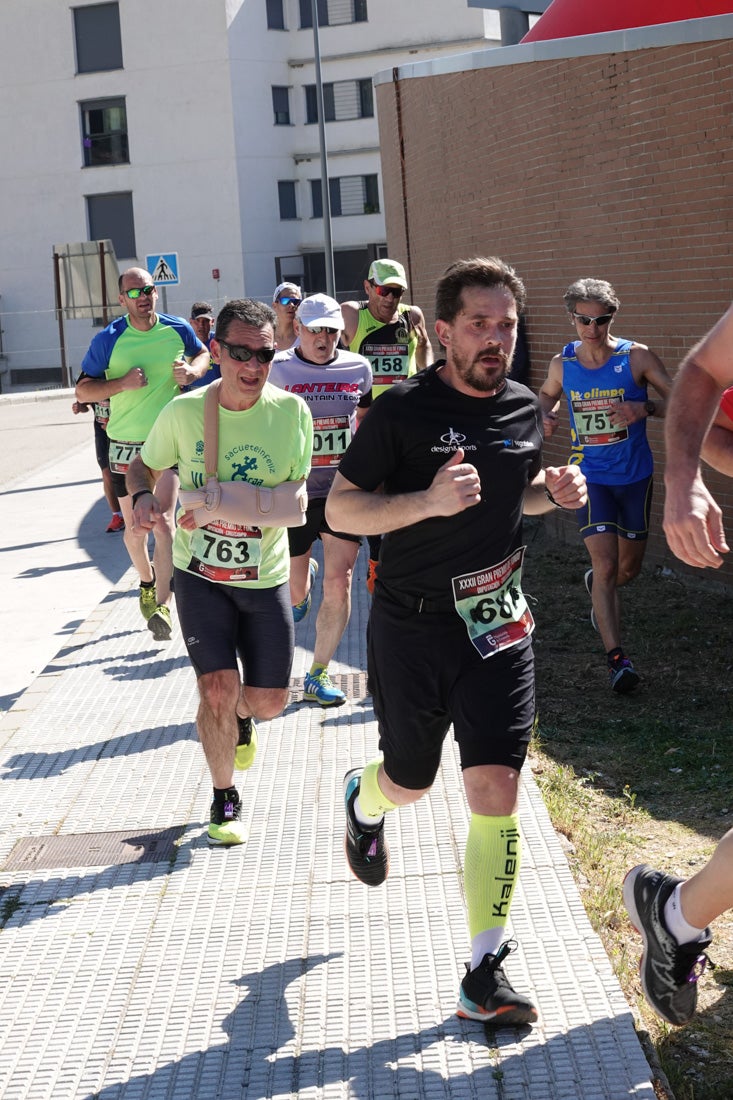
[
  {"xmin": 452, "ymin": 547, "xmax": 534, "ymax": 659},
  {"xmin": 188, "ymin": 520, "xmax": 262, "ymax": 583}
]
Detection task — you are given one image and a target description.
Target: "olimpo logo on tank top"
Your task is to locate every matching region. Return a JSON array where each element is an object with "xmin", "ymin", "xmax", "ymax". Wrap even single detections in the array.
[{"xmin": 432, "ymin": 427, "xmax": 478, "ymax": 454}]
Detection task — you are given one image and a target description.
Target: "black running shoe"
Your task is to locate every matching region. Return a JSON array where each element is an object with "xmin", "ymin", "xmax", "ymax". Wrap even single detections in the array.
[
  {"xmin": 343, "ymin": 768, "xmax": 389, "ymax": 886},
  {"xmin": 457, "ymin": 941, "xmax": 538, "ymax": 1026},
  {"xmin": 208, "ymin": 789, "xmax": 248, "ymax": 847},
  {"xmin": 623, "ymin": 864, "xmax": 712, "ymax": 1026}
]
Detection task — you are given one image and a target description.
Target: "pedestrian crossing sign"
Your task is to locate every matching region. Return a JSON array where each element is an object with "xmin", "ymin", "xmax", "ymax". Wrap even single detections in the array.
[{"xmin": 146, "ymin": 253, "xmax": 179, "ymax": 286}]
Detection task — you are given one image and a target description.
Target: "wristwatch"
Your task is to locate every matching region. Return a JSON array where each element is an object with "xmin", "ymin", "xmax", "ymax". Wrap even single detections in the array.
[{"xmin": 644, "ymin": 399, "xmax": 657, "ymax": 417}]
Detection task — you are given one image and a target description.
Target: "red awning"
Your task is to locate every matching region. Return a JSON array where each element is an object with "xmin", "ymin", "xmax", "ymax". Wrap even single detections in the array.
[{"xmin": 522, "ymin": 0, "xmax": 733, "ymax": 43}]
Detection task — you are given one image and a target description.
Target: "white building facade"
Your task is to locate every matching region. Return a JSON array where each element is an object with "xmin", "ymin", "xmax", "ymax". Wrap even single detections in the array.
[{"xmin": 0, "ymin": 0, "xmax": 497, "ymax": 388}]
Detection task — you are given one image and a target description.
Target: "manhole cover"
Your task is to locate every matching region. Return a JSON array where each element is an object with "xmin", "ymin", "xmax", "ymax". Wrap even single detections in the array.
[{"xmin": 3, "ymin": 826, "xmax": 185, "ymax": 871}]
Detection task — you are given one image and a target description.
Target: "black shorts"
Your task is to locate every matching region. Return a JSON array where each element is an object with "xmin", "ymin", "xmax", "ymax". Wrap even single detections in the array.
[
  {"xmin": 368, "ymin": 591, "xmax": 535, "ymax": 790},
  {"xmin": 288, "ymin": 495, "xmax": 361, "ymax": 558},
  {"xmin": 174, "ymin": 567, "xmax": 294, "ymax": 684},
  {"xmin": 93, "ymin": 418, "xmax": 109, "ymax": 470}
]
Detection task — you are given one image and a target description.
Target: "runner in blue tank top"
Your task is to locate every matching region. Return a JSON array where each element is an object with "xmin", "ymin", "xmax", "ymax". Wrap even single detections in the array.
[{"xmin": 539, "ymin": 278, "xmax": 672, "ymax": 693}]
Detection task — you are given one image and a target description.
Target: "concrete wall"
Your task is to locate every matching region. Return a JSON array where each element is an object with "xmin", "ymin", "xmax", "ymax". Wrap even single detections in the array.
[{"xmin": 374, "ymin": 16, "xmax": 733, "ymax": 580}]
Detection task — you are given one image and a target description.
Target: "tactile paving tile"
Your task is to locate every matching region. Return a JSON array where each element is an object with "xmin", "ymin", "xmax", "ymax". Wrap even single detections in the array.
[{"xmin": 0, "ymin": 551, "xmax": 656, "ymax": 1099}]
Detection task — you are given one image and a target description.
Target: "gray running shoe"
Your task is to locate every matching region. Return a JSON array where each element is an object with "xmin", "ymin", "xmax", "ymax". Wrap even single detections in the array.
[
  {"xmin": 609, "ymin": 656, "xmax": 639, "ymax": 694},
  {"xmin": 623, "ymin": 864, "xmax": 711, "ymax": 1026}
]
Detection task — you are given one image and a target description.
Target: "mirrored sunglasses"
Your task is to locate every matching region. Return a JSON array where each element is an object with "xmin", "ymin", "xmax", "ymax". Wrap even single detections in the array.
[
  {"xmin": 305, "ymin": 326, "xmax": 340, "ymax": 335},
  {"xmin": 218, "ymin": 339, "xmax": 276, "ymax": 364},
  {"xmin": 277, "ymin": 296, "xmax": 301, "ymax": 307},
  {"xmin": 125, "ymin": 285, "xmax": 156, "ymax": 299},
  {"xmin": 372, "ymin": 283, "xmax": 404, "ymax": 299}
]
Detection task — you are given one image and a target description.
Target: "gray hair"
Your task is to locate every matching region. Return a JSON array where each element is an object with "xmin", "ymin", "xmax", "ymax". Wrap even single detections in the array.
[{"xmin": 563, "ymin": 278, "xmax": 620, "ymax": 315}]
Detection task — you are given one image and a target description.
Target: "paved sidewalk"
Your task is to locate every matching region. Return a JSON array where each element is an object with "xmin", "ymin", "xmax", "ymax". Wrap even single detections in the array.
[{"xmin": 0, "ymin": 541, "xmax": 658, "ymax": 1100}]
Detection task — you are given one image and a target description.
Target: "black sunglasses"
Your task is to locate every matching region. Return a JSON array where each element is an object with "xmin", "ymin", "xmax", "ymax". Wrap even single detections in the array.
[
  {"xmin": 125, "ymin": 285, "xmax": 156, "ymax": 299},
  {"xmin": 572, "ymin": 312, "xmax": 614, "ymax": 327},
  {"xmin": 371, "ymin": 283, "xmax": 405, "ymax": 299},
  {"xmin": 218, "ymin": 339, "xmax": 276, "ymax": 365},
  {"xmin": 277, "ymin": 296, "xmax": 301, "ymax": 307}
]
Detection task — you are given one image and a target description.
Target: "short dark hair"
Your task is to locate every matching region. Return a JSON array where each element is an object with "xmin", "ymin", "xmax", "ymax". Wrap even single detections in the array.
[
  {"xmin": 215, "ymin": 299, "xmax": 276, "ymax": 342},
  {"xmin": 563, "ymin": 278, "xmax": 620, "ymax": 315},
  {"xmin": 435, "ymin": 256, "xmax": 526, "ymax": 322},
  {"xmin": 190, "ymin": 301, "xmax": 214, "ymax": 319}
]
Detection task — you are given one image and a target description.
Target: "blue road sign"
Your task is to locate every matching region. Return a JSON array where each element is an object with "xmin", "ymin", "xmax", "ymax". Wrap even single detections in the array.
[{"xmin": 146, "ymin": 253, "xmax": 179, "ymax": 286}]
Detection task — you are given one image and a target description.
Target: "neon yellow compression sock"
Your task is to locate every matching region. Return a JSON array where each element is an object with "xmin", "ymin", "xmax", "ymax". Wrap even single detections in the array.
[
  {"xmin": 464, "ymin": 812, "xmax": 521, "ymax": 955},
  {"xmin": 355, "ymin": 758, "xmax": 398, "ymax": 821}
]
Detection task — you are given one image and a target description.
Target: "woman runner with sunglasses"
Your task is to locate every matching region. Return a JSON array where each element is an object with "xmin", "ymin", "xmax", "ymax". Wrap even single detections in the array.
[{"xmin": 539, "ymin": 277, "xmax": 673, "ymax": 693}]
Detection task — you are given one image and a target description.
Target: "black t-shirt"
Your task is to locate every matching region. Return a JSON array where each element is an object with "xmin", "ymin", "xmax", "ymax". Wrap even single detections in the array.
[{"xmin": 337, "ymin": 362, "xmax": 543, "ymax": 600}]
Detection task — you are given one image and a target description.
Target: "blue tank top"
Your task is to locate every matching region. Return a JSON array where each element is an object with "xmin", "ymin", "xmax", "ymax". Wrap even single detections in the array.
[{"xmin": 561, "ymin": 339, "xmax": 653, "ymax": 484}]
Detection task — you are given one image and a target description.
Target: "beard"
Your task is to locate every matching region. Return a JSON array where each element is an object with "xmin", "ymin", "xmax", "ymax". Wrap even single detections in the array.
[{"xmin": 453, "ymin": 346, "xmax": 512, "ymax": 393}]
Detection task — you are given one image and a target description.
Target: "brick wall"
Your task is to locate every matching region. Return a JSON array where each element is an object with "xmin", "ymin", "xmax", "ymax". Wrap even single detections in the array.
[{"xmin": 377, "ymin": 37, "xmax": 733, "ymax": 581}]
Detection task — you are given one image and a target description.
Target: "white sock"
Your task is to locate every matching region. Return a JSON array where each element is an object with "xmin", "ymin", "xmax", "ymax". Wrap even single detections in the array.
[
  {"xmin": 663, "ymin": 884, "xmax": 708, "ymax": 944},
  {"xmin": 470, "ymin": 928, "xmax": 506, "ymax": 970},
  {"xmin": 353, "ymin": 794, "xmax": 384, "ymax": 828}
]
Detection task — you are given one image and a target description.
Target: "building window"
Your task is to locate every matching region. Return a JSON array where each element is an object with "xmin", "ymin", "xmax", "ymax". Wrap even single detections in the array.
[
  {"xmin": 278, "ymin": 181, "xmax": 298, "ymax": 220},
  {"xmin": 272, "ymin": 86, "xmax": 291, "ymax": 126},
  {"xmin": 300, "ymin": 0, "xmax": 328, "ymax": 26},
  {"xmin": 266, "ymin": 0, "xmax": 286, "ymax": 29},
  {"xmin": 73, "ymin": 3, "xmax": 122, "ymax": 73},
  {"xmin": 86, "ymin": 192, "xmax": 136, "ymax": 259},
  {"xmin": 80, "ymin": 98, "xmax": 128, "ymax": 167},
  {"xmin": 300, "ymin": 0, "xmax": 367, "ymax": 28},
  {"xmin": 305, "ymin": 79, "xmax": 373, "ymax": 124},
  {"xmin": 311, "ymin": 175, "xmax": 379, "ymax": 218}
]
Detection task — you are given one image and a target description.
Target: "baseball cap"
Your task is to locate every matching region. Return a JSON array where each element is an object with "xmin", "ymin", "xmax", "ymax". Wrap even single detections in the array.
[
  {"xmin": 190, "ymin": 302, "xmax": 214, "ymax": 321},
  {"xmin": 296, "ymin": 293, "xmax": 345, "ymax": 331},
  {"xmin": 273, "ymin": 282, "xmax": 303, "ymax": 303},
  {"xmin": 368, "ymin": 259, "xmax": 407, "ymax": 289}
]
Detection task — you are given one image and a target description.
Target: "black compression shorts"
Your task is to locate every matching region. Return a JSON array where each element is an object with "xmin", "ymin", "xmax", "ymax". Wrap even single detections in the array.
[
  {"xmin": 368, "ymin": 590, "xmax": 535, "ymax": 790},
  {"xmin": 174, "ymin": 567, "xmax": 294, "ymax": 684}
]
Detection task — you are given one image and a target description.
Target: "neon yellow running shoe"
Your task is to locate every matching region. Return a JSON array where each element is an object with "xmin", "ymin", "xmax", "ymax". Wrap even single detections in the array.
[
  {"xmin": 147, "ymin": 604, "xmax": 172, "ymax": 641},
  {"xmin": 139, "ymin": 582, "xmax": 157, "ymax": 622},
  {"xmin": 208, "ymin": 791, "xmax": 248, "ymax": 847},
  {"xmin": 234, "ymin": 716, "xmax": 258, "ymax": 770}
]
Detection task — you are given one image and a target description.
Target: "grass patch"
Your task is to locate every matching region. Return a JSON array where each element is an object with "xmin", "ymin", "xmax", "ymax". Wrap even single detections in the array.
[{"xmin": 524, "ymin": 518, "xmax": 733, "ymax": 1100}]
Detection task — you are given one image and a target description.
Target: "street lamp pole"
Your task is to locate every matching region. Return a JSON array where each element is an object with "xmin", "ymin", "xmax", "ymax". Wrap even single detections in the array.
[{"xmin": 312, "ymin": 0, "xmax": 335, "ymax": 296}]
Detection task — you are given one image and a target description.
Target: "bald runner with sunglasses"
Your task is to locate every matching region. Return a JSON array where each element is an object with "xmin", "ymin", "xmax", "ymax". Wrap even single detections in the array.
[
  {"xmin": 539, "ymin": 277, "xmax": 672, "ymax": 693},
  {"xmin": 76, "ymin": 267, "xmax": 209, "ymax": 640},
  {"xmin": 342, "ymin": 258, "xmax": 433, "ymax": 592},
  {"xmin": 127, "ymin": 299, "xmax": 312, "ymax": 846}
]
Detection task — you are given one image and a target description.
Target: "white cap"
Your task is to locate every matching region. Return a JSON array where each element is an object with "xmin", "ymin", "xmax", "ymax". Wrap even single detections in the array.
[
  {"xmin": 273, "ymin": 282, "xmax": 303, "ymax": 303},
  {"xmin": 296, "ymin": 293, "xmax": 344, "ymax": 331}
]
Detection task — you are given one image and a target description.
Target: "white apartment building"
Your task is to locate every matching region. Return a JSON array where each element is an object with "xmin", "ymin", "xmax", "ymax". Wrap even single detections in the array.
[{"xmin": 0, "ymin": 0, "xmax": 499, "ymax": 388}]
